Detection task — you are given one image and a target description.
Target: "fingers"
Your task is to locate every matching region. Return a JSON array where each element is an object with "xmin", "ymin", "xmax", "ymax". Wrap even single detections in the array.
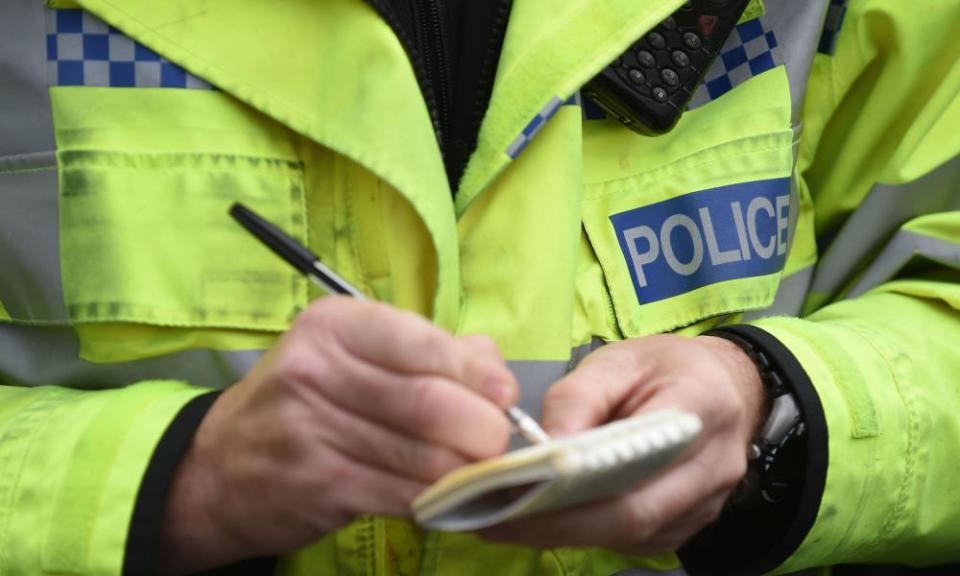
[
  {"xmin": 540, "ymin": 347, "xmax": 656, "ymax": 437},
  {"xmin": 480, "ymin": 335, "xmax": 757, "ymax": 555},
  {"xmin": 303, "ymin": 297, "xmax": 465, "ymax": 378},
  {"xmin": 481, "ymin": 451, "xmax": 731, "ymax": 553},
  {"xmin": 481, "ymin": 456, "xmax": 697, "ymax": 553},
  {"xmin": 279, "ymin": 340, "xmax": 512, "ymax": 460},
  {"xmin": 455, "ymin": 334, "xmax": 519, "ymax": 408},
  {"xmin": 313, "ymin": 448, "xmax": 428, "ymax": 520},
  {"xmin": 305, "ymin": 388, "xmax": 471, "ymax": 482},
  {"xmin": 299, "ymin": 299, "xmax": 518, "ymax": 407}
]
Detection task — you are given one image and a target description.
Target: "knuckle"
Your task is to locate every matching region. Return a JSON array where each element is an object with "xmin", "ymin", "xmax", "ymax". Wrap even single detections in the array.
[
  {"xmin": 408, "ymin": 327, "xmax": 444, "ymax": 354},
  {"xmin": 408, "ymin": 377, "xmax": 445, "ymax": 433},
  {"xmin": 411, "ymin": 446, "xmax": 454, "ymax": 481},
  {"xmin": 465, "ymin": 334, "xmax": 501, "ymax": 358},
  {"xmin": 300, "ymin": 295, "xmax": 345, "ymax": 324},
  {"xmin": 299, "ymin": 296, "xmax": 375, "ymax": 340},
  {"xmin": 420, "ymin": 328, "xmax": 458, "ymax": 360},
  {"xmin": 273, "ymin": 345, "xmax": 321, "ymax": 390}
]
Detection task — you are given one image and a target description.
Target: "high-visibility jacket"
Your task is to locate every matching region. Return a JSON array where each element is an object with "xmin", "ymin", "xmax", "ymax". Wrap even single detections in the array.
[{"xmin": 1, "ymin": 0, "xmax": 958, "ymax": 574}]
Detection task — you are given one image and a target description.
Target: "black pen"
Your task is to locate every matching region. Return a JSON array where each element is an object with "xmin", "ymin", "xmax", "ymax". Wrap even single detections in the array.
[{"xmin": 230, "ymin": 202, "xmax": 551, "ymax": 445}]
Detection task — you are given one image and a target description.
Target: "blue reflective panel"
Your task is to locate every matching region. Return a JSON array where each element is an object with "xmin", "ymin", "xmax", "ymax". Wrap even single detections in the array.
[{"xmin": 610, "ymin": 178, "xmax": 792, "ymax": 304}]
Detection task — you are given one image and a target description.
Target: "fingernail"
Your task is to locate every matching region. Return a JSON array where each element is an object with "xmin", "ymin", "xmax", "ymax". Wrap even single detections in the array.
[{"xmin": 485, "ymin": 377, "xmax": 513, "ymax": 406}]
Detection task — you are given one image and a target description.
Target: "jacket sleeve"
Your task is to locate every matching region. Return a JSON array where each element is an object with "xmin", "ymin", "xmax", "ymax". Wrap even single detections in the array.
[
  {"xmin": 685, "ymin": 0, "xmax": 960, "ymax": 573},
  {"xmin": 763, "ymin": 0, "xmax": 960, "ymax": 568},
  {"xmin": 756, "ymin": 282, "xmax": 960, "ymax": 573},
  {"xmin": 0, "ymin": 380, "xmax": 217, "ymax": 575}
]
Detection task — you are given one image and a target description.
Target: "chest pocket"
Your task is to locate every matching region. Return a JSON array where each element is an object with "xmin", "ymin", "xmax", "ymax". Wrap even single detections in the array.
[
  {"xmin": 49, "ymin": 84, "xmax": 308, "ymax": 361},
  {"xmin": 580, "ymin": 65, "xmax": 795, "ymax": 338}
]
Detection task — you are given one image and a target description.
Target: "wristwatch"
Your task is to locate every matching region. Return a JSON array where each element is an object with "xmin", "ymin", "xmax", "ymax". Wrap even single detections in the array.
[{"xmin": 707, "ymin": 330, "xmax": 806, "ymax": 509}]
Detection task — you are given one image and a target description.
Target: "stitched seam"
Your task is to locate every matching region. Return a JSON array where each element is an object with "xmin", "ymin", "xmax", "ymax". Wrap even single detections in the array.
[
  {"xmin": 0, "ymin": 390, "xmax": 69, "ymax": 574},
  {"xmin": 0, "ymin": 151, "xmax": 58, "ymax": 175},
  {"xmin": 584, "ymin": 133, "xmax": 791, "ymax": 194},
  {"xmin": 459, "ymin": 1, "xmax": 686, "ymax": 214},
  {"xmin": 0, "ymin": 166, "xmax": 58, "ymax": 176},
  {"xmin": 848, "ymin": 322, "xmax": 916, "ymax": 544},
  {"xmin": 87, "ymin": 1, "xmax": 456, "ymax": 321},
  {"xmin": 42, "ymin": 394, "xmax": 158, "ymax": 573},
  {"xmin": 797, "ymin": 327, "xmax": 879, "ymax": 560},
  {"xmin": 621, "ymin": 287, "xmax": 778, "ymax": 336}
]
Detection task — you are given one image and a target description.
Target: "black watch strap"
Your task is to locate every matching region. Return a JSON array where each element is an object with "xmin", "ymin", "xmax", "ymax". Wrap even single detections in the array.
[
  {"xmin": 706, "ymin": 330, "xmax": 804, "ymax": 507},
  {"xmin": 680, "ymin": 325, "xmax": 828, "ymax": 576}
]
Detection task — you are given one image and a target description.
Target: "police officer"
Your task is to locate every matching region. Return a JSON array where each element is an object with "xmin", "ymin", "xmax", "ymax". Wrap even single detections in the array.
[{"xmin": 0, "ymin": 0, "xmax": 958, "ymax": 575}]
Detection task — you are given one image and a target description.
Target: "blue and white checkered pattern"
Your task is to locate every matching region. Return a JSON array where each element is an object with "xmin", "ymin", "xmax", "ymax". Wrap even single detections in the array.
[
  {"xmin": 817, "ymin": 0, "xmax": 848, "ymax": 55},
  {"xmin": 506, "ymin": 96, "xmax": 567, "ymax": 159},
  {"xmin": 46, "ymin": 9, "xmax": 214, "ymax": 90},
  {"xmin": 687, "ymin": 17, "xmax": 782, "ymax": 109},
  {"xmin": 581, "ymin": 17, "xmax": 782, "ymax": 121}
]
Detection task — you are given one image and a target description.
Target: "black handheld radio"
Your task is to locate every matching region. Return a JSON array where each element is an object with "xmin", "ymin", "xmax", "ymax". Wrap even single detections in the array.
[{"xmin": 583, "ymin": 0, "xmax": 751, "ymax": 135}]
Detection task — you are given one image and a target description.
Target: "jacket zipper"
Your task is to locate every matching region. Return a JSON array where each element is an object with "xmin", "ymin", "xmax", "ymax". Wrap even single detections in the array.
[
  {"xmin": 416, "ymin": 0, "xmax": 450, "ymax": 155},
  {"xmin": 473, "ymin": 1, "xmax": 511, "ymax": 143},
  {"xmin": 362, "ymin": 0, "xmax": 513, "ymax": 193},
  {"xmin": 361, "ymin": 0, "xmax": 447, "ymax": 157},
  {"xmin": 449, "ymin": 0, "xmax": 512, "ymax": 192}
]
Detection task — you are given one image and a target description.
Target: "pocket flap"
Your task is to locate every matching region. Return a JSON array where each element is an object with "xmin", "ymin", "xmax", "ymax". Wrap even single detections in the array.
[{"xmin": 581, "ymin": 68, "xmax": 795, "ymax": 337}]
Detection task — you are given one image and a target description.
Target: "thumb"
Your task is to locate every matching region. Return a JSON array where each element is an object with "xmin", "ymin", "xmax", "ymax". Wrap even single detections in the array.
[
  {"xmin": 541, "ymin": 343, "xmax": 657, "ymax": 437},
  {"xmin": 540, "ymin": 367, "xmax": 619, "ymax": 437}
]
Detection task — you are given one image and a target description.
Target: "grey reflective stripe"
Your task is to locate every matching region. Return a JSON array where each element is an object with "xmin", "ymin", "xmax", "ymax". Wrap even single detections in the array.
[
  {"xmin": 0, "ymin": 1, "xmax": 65, "ymax": 323},
  {"xmin": 0, "ymin": 151, "xmax": 55, "ymax": 172},
  {"xmin": 0, "ymin": 164, "xmax": 67, "ymax": 322},
  {"xmin": 508, "ymin": 360, "xmax": 568, "ymax": 421},
  {"xmin": 848, "ymin": 232, "xmax": 960, "ymax": 299},
  {"xmin": 0, "ymin": 0, "xmax": 56, "ymax": 156},
  {"xmin": 508, "ymin": 339, "xmax": 606, "ymax": 418},
  {"xmin": 743, "ymin": 264, "xmax": 814, "ymax": 319},
  {"xmin": 0, "ymin": 323, "xmax": 262, "ymax": 389},
  {"xmin": 764, "ymin": 0, "xmax": 831, "ymax": 122},
  {"xmin": 506, "ymin": 339, "xmax": 606, "ymax": 448},
  {"xmin": 745, "ymin": 134, "xmax": 808, "ymax": 321},
  {"xmin": 786, "ymin": 132, "xmax": 801, "ymax": 258},
  {"xmin": 811, "ymin": 156, "xmax": 960, "ymax": 296}
]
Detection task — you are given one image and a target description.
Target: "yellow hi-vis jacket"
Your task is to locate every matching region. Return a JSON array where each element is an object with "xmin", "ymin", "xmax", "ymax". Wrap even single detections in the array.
[{"xmin": 0, "ymin": 0, "xmax": 958, "ymax": 574}]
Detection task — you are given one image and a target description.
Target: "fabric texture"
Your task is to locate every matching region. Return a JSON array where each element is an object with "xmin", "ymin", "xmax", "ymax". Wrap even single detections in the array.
[{"xmin": 0, "ymin": 0, "xmax": 957, "ymax": 574}]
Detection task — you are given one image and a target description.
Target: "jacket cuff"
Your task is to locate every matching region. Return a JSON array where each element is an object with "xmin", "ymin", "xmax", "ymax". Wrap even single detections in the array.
[
  {"xmin": 124, "ymin": 391, "xmax": 279, "ymax": 576},
  {"xmin": 0, "ymin": 381, "xmax": 215, "ymax": 574},
  {"xmin": 124, "ymin": 391, "xmax": 220, "ymax": 575},
  {"xmin": 680, "ymin": 325, "xmax": 828, "ymax": 576}
]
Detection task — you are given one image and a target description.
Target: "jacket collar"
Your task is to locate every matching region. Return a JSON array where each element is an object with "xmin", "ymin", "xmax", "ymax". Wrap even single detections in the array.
[
  {"xmin": 75, "ymin": 0, "xmax": 462, "ymax": 326},
  {"xmin": 456, "ymin": 0, "xmax": 685, "ymax": 214}
]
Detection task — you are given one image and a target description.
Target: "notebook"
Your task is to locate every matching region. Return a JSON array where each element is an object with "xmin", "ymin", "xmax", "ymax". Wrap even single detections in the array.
[{"xmin": 412, "ymin": 409, "xmax": 702, "ymax": 531}]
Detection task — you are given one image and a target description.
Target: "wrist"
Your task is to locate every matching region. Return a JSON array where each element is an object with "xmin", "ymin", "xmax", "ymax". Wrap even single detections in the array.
[
  {"xmin": 697, "ymin": 334, "xmax": 767, "ymax": 442},
  {"xmin": 156, "ymin": 393, "xmax": 249, "ymax": 574}
]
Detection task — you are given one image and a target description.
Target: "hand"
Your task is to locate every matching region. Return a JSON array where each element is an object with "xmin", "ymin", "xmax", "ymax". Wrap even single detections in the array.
[
  {"xmin": 480, "ymin": 334, "xmax": 764, "ymax": 555},
  {"xmin": 156, "ymin": 297, "xmax": 518, "ymax": 574}
]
